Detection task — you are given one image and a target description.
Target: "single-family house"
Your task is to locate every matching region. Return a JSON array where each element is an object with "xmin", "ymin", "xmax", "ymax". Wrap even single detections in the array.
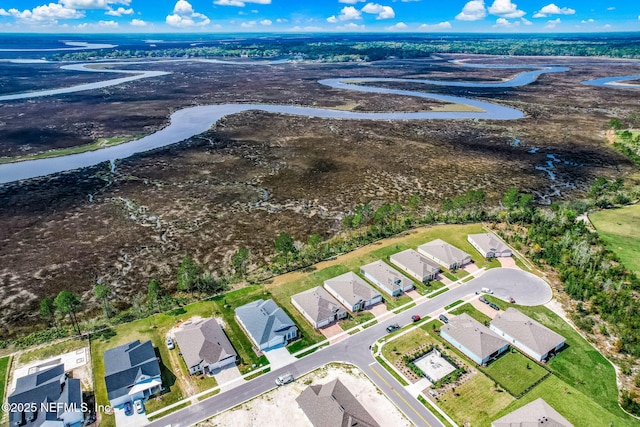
[
  {"xmin": 291, "ymin": 286, "xmax": 348, "ymax": 329},
  {"xmin": 490, "ymin": 308, "xmax": 565, "ymax": 362},
  {"xmin": 418, "ymin": 239, "xmax": 472, "ymax": 270},
  {"xmin": 492, "ymin": 398, "xmax": 573, "ymax": 427},
  {"xmin": 389, "ymin": 249, "xmax": 440, "ymax": 283},
  {"xmin": 440, "ymin": 313, "xmax": 509, "ymax": 366},
  {"xmin": 174, "ymin": 318, "xmax": 238, "ymax": 375},
  {"xmin": 8, "ymin": 364, "xmax": 83, "ymax": 427},
  {"xmin": 324, "ymin": 272, "xmax": 383, "ymax": 312},
  {"xmin": 235, "ymin": 299, "xmax": 298, "ymax": 351},
  {"xmin": 467, "ymin": 233, "xmax": 512, "ymax": 259},
  {"xmin": 296, "ymin": 378, "xmax": 380, "ymax": 427},
  {"xmin": 360, "ymin": 260, "xmax": 414, "ymax": 296},
  {"xmin": 103, "ymin": 340, "xmax": 162, "ymax": 408}
]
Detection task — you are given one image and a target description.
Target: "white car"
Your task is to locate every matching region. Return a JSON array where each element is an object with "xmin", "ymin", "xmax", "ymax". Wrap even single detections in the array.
[
  {"xmin": 275, "ymin": 373, "xmax": 295, "ymax": 386},
  {"xmin": 134, "ymin": 399, "xmax": 144, "ymax": 414},
  {"xmin": 166, "ymin": 337, "xmax": 175, "ymax": 350}
]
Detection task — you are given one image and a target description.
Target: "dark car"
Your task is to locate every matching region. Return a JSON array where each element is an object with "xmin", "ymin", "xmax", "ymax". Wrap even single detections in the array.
[
  {"xmin": 479, "ymin": 296, "xmax": 489, "ymax": 304},
  {"xmin": 508, "ymin": 297, "xmax": 516, "ymax": 304},
  {"xmin": 411, "ymin": 315, "xmax": 421, "ymax": 322},
  {"xmin": 124, "ymin": 401, "xmax": 133, "ymax": 416},
  {"xmin": 438, "ymin": 314, "xmax": 449, "ymax": 324},
  {"xmin": 489, "ymin": 303, "xmax": 500, "ymax": 310},
  {"xmin": 386, "ymin": 323, "xmax": 401, "ymax": 332}
]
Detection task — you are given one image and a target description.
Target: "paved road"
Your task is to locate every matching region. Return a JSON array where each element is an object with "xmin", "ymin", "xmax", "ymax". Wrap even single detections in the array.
[{"xmin": 148, "ymin": 269, "xmax": 551, "ymax": 427}]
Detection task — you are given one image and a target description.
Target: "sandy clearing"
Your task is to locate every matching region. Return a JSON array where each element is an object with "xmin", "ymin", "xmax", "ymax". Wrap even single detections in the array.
[{"xmin": 195, "ymin": 364, "xmax": 411, "ymax": 427}]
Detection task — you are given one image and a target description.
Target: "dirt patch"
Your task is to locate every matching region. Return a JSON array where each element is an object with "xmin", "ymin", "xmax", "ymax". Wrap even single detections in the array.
[{"xmin": 195, "ymin": 364, "xmax": 411, "ymax": 427}]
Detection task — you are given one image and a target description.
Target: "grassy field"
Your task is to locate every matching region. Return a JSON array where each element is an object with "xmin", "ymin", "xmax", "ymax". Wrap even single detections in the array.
[
  {"xmin": 449, "ymin": 303, "xmax": 491, "ymax": 324},
  {"xmin": 481, "ymin": 351, "xmax": 548, "ymax": 396},
  {"xmin": 382, "ymin": 328, "xmax": 439, "ymax": 366},
  {"xmin": 341, "ymin": 311, "xmax": 376, "ymax": 331},
  {"xmin": 437, "ymin": 371, "xmax": 515, "ymax": 426},
  {"xmin": 0, "ymin": 356, "xmax": 9, "ymax": 418},
  {"xmin": 0, "ymin": 135, "xmax": 142, "ymax": 164},
  {"xmin": 589, "ymin": 204, "xmax": 640, "ymax": 274},
  {"xmin": 18, "ymin": 337, "xmax": 86, "ymax": 365}
]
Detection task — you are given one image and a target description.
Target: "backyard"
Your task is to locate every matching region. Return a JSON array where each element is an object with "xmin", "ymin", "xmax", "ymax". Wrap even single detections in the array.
[{"xmin": 480, "ymin": 350, "xmax": 549, "ymax": 396}]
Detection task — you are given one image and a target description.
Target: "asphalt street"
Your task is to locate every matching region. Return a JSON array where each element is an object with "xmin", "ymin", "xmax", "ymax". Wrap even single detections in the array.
[{"xmin": 148, "ymin": 268, "xmax": 550, "ymax": 427}]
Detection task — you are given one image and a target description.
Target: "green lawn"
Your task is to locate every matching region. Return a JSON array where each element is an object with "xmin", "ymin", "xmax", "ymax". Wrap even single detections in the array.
[
  {"xmin": 0, "ymin": 356, "xmax": 9, "ymax": 418},
  {"xmin": 481, "ymin": 351, "xmax": 549, "ymax": 396},
  {"xmin": 382, "ymin": 328, "xmax": 439, "ymax": 366},
  {"xmin": 340, "ymin": 311, "xmax": 376, "ymax": 331},
  {"xmin": 444, "ymin": 300, "xmax": 464, "ymax": 310},
  {"xmin": 450, "ymin": 303, "xmax": 491, "ymax": 325},
  {"xmin": 589, "ymin": 204, "xmax": 640, "ymax": 274},
  {"xmin": 18, "ymin": 337, "xmax": 86, "ymax": 364},
  {"xmin": 436, "ymin": 371, "xmax": 515, "ymax": 426}
]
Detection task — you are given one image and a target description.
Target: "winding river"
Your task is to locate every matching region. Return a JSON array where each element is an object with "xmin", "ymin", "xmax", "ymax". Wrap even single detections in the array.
[{"xmin": 0, "ymin": 59, "xmax": 636, "ymax": 184}]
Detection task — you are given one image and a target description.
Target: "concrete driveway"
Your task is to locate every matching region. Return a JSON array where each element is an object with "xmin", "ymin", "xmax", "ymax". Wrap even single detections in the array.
[
  {"xmin": 264, "ymin": 347, "xmax": 297, "ymax": 370},
  {"xmin": 470, "ymin": 268, "xmax": 552, "ymax": 305},
  {"xmin": 114, "ymin": 404, "xmax": 149, "ymax": 427},
  {"xmin": 214, "ymin": 366, "xmax": 243, "ymax": 392}
]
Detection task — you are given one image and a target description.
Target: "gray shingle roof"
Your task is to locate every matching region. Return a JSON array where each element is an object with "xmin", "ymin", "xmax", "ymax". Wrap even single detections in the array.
[
  {"xmin": 235, "ymin": 299, "xmax": 296, "ymax": 348},
  {"xmin": 8, "ymin": 364, "xmax": 82, "ymax": 427},
  {"xmin": 291, "ymin": 287, "xmax": 347, "ymax": 324},
  {"xmin": 468, "ymin": 233, "xmax": 511, "ymax": 255},
  {"xmin": 492, "ymin": 398, "xmax": 573, "ymax": 427},
  {"xmin": 104, "ymin": 340, "xmax": 161, "ymax": 402},
  {"xmin": 418, "ymin": 239, "xmax": 472, "ymax": 266},
  {"xmin": 174, "ymin": 318, "xmax": 237, "ymax": 369},
  {"xmin": 361, "ymin": 260, "xmax": 414, "ymax": 292},
  {"xmin": 296, "ymin": 378, "xmax": 380, "ymax": 427},
  {"xmin": 441, "ymin": 313, "xmax": 508, "ymax": 361},
  {"xmin": 389, "ymin": 249, "xmax": 440, "ymax": 279},
  {"xmin": 490, "ymin": 308, "xmax": 564, "ymax": 356},
  {"xmin": 324, "ymin": 272, "xmax": 381, "ymax": 307}
]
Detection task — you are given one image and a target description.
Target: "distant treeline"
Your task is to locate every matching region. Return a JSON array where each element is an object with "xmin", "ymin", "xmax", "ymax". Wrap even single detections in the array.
[{"xmin": 52, "ymin": 35, "xmax": 640, "ymax": 61}]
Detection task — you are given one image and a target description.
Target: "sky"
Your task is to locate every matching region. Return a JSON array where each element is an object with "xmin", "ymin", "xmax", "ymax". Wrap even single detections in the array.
[{"xmin": 0, "ymin": 0, "xmax": 638, "ymax": 33}]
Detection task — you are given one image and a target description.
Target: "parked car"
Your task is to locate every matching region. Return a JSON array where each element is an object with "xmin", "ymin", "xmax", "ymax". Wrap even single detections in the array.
[
  {"xmin": 438, "ymin": 314, "xmax": 449, "ymax": 324},
  {"xmin": 275, "ymin": 373, "xmax": 295, "ymax": 386},
  {"xmin": 508, "ymin": 297, "xmax": 516, "ymax": 303},
  {"xmin": 489, "ymin": 303, "xmax": 500, "ymax": 310},
  {"xmin": 479, "ymin": 296, "xmax": 489, "ymax": 304},
  {"xmin": 386, "ymin": 323, "xmax": 401, "ymax": 332},
  {"xmin": 166, "ymin": 337, "xmax": 175, "ymax": 350},
  {"xmin": 124, "ymin": 402, "xmax": 133, "ymax": 416},
  {"xmin": 481, "ymin": 287, "xmax": 493, "ymax": 294},
  {"xmin": 134, "ymin": 399, "xmax": 144, "ymax": 414},
  {"xmin": 411, "ymin": 315, "xmax": 421, "ymax": 322}
]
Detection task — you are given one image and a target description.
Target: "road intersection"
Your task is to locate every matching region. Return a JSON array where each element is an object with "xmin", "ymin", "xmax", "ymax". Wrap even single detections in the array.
[{"xmin": 148, "ymin": 268, "xmax": 551, "ymax": 427}]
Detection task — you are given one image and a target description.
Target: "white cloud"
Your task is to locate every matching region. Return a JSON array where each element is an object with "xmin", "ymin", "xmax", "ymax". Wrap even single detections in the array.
[
  {"xmin": 418, "ymin": 21, "xmax": 452, "ymax": 30},
  {"xmin": 533, "ymin": 3, "xmax": 575, "ymax": 18},
  {"xmin": 386, "ymin": 22, "xmax": 407, "ymax": 30},
  {"xmin": 60, "ymin": 0, "xmax": 131, "ymax": 9},
  {"xmin": 603, "ymin": 23, "xmax": 611, "ymax": 28},
  {"xmin": 493, "ymin": 17, "xmax": 519, "ymax": 27},
  {"xmin": 240, "ymin": 20, "xmax": 255, "ymax": 27},
  {"xmin": 361, "ymin": 3, "xmax": 395, "ymax": 20},
  {"xmin": 131, "ymin": 18, "xmax": 147, "ymax": 26},
  {"xmin": 327, "ymin": 6, "xmax": 362, "ymax": 23},
  {"xmin": 488, "ymin": 0, "xmax": 525, "ymax": 18},
  {"xmin": 260, "ymin": 19, "xmax": 272, "ymax": 25},
  {"xmin": 338, "ymin": 22, "xmax": 365, "ymax": 30},
  {"xmin": 105, "ymin": 7, "xmax": 133, "ymax": 16},
  {"xmin": 607, "ymin": 7, "xmax": 615, "ymax": 11},
  {"xmin": 166, "ymin": 0, "xmax": 210, "ymax": 27},
  {"xmin": 545, "ymin": 17, "xmax": 561, "ymax": 28},
  {"xmin": 289, "ymin": 25, "xmax": 323, "ymax": 31},
  {"xmin": 98, "ymin": 19, "xmax": 117, "ymax": 26},
  {"xmin": 276, "ymin": 18, "xmax": 287, "ymax": 23},
  {"xmin": 580, "ymin": 18, "xmax": 594, "ymax": 23},
  {"xmin": 339, "ymin": 0, "xmax": 365, "ymax": 3},
  {"xmin": 456, "ymin": 0, "xmax": 487, "ymax": 21},
  {"xmin": 638, "ymin": 15, "xmax": 640, "ymax": 21},
  {"xmin": 521, "ymin": 17, "xmax": 531, "ymax": 25},
  {"xmin": 0, "ymin": 3, "xmax": 85, "ymax": 24},
  {"xmin": 214, "ymin": 0, "xmax": 271, "ymax": 6}
]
